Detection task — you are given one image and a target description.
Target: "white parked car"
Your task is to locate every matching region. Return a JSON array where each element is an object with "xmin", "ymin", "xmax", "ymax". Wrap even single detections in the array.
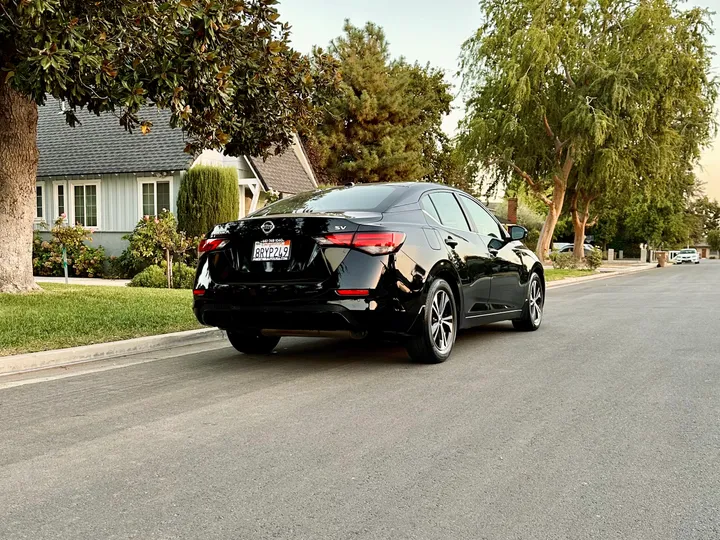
[{"xmin": 674, "ymin": 248, "xmax": 700, "ymax": 264}]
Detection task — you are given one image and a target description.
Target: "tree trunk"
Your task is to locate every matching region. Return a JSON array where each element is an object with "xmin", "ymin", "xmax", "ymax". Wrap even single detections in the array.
[
  {"xmin": 534, "ymin": 178, "xmax": 568, "ymax": 261},
  {"xmin": 570, "ymin": 193, "xmax": 594, "ymax": 262},
  {"xmin": 165, "ymin": 249, "xmax": 172, "ymax": 289},
  {"xmin": 0, "ymin": 83, "xmax": 39, "ymax": 293},
  {"xmin": 536, "ymin": 202, "xmax": 562, "ymax": 261},
  {"xmin": 572, "ymin": 212, "xmax": 587, "ymax": 261}
]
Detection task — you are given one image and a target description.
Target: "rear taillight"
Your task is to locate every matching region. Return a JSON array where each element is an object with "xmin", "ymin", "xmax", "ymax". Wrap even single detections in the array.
[
  {"xmin": 316, "ymin": 232, "xmax": 406, "ymax": 255},
  {"xmin": 198, "ymin": 238, "xmax": 228, "ymax": 253},
  {"xmin": 337, "ymin": 289, "xmax": 370, "ymax": 297}
]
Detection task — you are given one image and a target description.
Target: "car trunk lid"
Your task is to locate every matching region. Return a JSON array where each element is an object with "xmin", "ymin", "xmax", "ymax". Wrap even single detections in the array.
[{"xmin": 207, "ymin": 213, "xmax": 381, "ymax": 284}]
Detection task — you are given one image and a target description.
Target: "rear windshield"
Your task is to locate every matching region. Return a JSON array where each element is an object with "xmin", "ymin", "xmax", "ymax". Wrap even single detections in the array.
[{"xmin": 251, "ymin": 185, "xmax": 404, "ymax": 216}]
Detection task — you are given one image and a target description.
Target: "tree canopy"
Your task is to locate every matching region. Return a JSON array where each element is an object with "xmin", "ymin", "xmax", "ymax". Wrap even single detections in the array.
[
  {"xmin": 0, "ymin": 0, "xmax": 338, "ymax": 292},
  {"xmin": 304, "ymin": 21, "xmax": 455, "ymax": 184},
  {"xmin": 0, "ymin": 0, "xmax": 337, "ymax": 155},
  {"xmin": 457, "ymin": 0, "xmax": 717, "ymax": 260}
]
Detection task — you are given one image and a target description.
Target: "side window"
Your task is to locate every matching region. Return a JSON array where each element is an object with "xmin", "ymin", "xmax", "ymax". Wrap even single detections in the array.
[
  {"xmin": 460, "ymin": 196, "xmax": 505, "ymax": 239},
  {"xmin": 420, "ymin": 195, "xmax": 441, "ymax": 224},
  {"xmin": 428, "ymin": 192, "xmax": 470, "ymax": 231}
]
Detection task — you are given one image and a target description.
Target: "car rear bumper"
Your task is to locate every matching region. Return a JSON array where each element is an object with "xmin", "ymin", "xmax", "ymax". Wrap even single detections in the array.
[{"xmin": 193, "ymin": 296, "xmax": 420, "ymax": 336}]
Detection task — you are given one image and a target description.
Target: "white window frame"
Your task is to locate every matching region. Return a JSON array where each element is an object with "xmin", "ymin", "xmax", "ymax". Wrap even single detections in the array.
[
  {"xmin": 137, "ymin": 176, "xmax": 174, "ymax": 220},
  {"xmin": 35, "ymin": 182, "xmax": 46, "ymax": 223},
  {"xmin": 68, "ymin": 180, "xmax": 102, "ymax": 230},
  {"xmin": 52, "ymin": 180, "xmax": 69, "ymax": 223}
]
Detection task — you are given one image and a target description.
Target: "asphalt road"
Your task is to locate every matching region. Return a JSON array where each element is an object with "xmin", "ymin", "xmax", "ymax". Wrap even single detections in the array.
[{"xmin": 1, "ymin": 262, "xmax": 719, "ymax": 540}]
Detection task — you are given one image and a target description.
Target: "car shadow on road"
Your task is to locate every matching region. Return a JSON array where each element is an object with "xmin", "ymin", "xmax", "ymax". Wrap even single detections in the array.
[{"xmin": 193, "ymin": 321, "xmax": 521, "ymax": 375}]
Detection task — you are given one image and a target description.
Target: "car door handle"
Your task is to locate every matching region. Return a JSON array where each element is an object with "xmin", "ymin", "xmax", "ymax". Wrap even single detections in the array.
[{"xmin": 445, "ymin": 236, "xmax": 458, "ymax": 248}]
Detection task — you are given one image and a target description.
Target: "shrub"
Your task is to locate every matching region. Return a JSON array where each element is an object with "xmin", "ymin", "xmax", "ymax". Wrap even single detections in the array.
[
  {"xmin": 73, "ymin": 246, "xmax": 106, "ymax": 278},
  {"xmin": 33, "ymin": 231, "xmax": 62, "ymax": 276},
  {"xmin": 129, "ymin": 265, "xmax": 167, "ymax": 288},
  {"xmin": 549, "ymin": 250, "xmax": 577, "ymax": 269},
  {"xmin": 525, "ymin": 229, "xmax": 540, "ymax": 252},
  {"xmin": 121, "ymin": 211, "xmax": 201, "ymax": 277},
  {"xmin": 104, "ymin": 256, "xmax": 130, "ymax": 279},
  {"xmin": 32, "ymin": 217, "xmax": 106, "ymax": 278},
  {"xmin": 177, "ymin": 165, "xmax": 240, "ymax": 237},
  {"xmin": 129, "ymin": 262, "xmax": 195, "ymax": 289},
  {"xmin": 162, "ymin": 261, "xmax": 195, "ymax": 289},
  {"xmin": 585, "ymin": 248, "xmax": 603, "ymax": 270},
  {"xmin": 123, "ymin": 211, "xmax": 179, "ymax": 268},
  {"xmin": 493, "ymin": 200, "xmax": 546, "ymax": 231}
]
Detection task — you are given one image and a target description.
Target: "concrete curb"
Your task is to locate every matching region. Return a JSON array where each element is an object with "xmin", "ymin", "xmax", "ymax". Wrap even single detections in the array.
[
  {"xmin": 547, "ymin": 264, "xmax": 656, "ymax": 289},
  {"xmin": 0, "ymin": 328, "xmax": 224, "ymax": 377},
  {"xmin": 3, "ymin": 264, "xmax": 657, "ymax": 377}
]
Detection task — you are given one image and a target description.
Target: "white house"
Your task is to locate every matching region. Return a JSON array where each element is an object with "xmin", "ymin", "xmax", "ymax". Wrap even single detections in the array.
[{"xmin": 35, "ymin": 102, "xmax": 317, "ymax": 254}]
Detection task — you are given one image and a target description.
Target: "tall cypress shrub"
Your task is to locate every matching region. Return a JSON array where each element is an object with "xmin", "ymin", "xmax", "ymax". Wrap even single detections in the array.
[{"xmin": 177, "ymin": 166, "xmax": 240, "ymax": 237}]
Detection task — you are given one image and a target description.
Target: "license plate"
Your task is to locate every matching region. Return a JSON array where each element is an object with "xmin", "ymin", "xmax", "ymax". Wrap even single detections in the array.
[{"xmin": 252, "ymin": 240, "xmax": 291, "ymax": 261}]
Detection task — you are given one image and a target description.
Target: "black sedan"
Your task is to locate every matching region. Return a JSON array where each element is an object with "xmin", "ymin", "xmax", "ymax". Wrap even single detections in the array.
[{"xmin": 193, "ymin": 183, "xmax": 545, "ymax": 363}]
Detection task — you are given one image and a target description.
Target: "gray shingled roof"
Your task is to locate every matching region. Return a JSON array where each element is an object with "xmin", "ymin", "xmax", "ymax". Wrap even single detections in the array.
[
  {"xmin": 37, "ymin": 103, "xmax": 193, "ymax": 177},
  {"xmin": 248, "ymin": 149, "xmax": 316, "ymax": 195},
  {"xmin": 37, "ymin": 102, "xmax": 317, "ymax": 195}
]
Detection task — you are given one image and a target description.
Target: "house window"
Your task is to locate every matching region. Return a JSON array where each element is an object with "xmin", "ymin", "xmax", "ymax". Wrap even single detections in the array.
[
  {"xmin": 138, "ymin": 178, "xmax": 172, "ymax": 217},
  {"xmin": 73, "ymin": 184, "xmax": 99, "ymax": 227},
  {"xmin": 36, "ymin": 185, "xmax": 44, "ymax": 220},
  {"xmin": 57, "ymin": 184, "xmax": 65, "ymax": 216}
]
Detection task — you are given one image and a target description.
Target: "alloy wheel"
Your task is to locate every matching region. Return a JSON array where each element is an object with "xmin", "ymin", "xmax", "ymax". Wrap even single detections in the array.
[
  {"xmin": 430, "ymin": 289, "xmax": 454, "ymax": 354},
  {"xmin": 529, "ymin": 278, "xmax": 543, "ymax": 326}
]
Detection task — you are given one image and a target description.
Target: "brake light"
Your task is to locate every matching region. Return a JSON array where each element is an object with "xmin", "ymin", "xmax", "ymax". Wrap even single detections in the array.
[
  {"xmin": 193, "ymin": 289, "xmax": 205, "ymax": 296},
  {"xmin": 198, "ymin": 238, "xmax": 228, "ymax": 253},
  {"xmin": 317, "ymin": 232, "xmax": 406, "ymax": 255},
  {"xmin": 337, "ymin": 289, "xmax": 370, "ymax": 297}
]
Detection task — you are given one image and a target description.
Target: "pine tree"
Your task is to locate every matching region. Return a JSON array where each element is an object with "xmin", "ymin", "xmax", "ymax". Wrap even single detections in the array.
[{"xmin": 306, "ymin": 21, "xmax": 453, "ymax": 184}]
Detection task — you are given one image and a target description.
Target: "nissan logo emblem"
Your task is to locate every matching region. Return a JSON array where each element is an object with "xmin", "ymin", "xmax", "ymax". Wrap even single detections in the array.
[{"xmin": 261, "ymin": 221, "xmax": 275, "ymax": 235}]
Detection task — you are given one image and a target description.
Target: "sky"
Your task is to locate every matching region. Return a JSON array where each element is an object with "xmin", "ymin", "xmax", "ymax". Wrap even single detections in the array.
[{"xmin": 279, "ymin": 0, "xmax": 720, "ymax": 201}]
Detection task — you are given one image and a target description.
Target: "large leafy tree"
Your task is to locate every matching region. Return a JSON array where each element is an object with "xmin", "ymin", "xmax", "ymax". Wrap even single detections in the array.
[
  {"xmin": 708, "ymin": 229, "xmax": 720, "ymax": 258},
  {"xmin": 305, "ymin": 21, "xmax": 454, "ymax": 184},
  {"xmin": 0, "ymin": 0, "xmax": 336, "ymax": 292},
  {"xmin": 457, "ymin": 0, "xmax": 717, "ymax": 261},
  {"xmin": 689, "ymin": 196, "xmax": 720, "ymax": 236}
]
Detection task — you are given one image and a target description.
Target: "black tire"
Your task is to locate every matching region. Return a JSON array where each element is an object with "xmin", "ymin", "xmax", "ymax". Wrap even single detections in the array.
[
  {"xmin": 512, "ymin": 272, "xmax": 544, "ymax": 332},
  {"xmin": 226, "ymin": 330, "xmax": 280, "ymax": 355},
  {"xmin": 406, "ymin": 279, "xmax": 457, "ymax": 364}
]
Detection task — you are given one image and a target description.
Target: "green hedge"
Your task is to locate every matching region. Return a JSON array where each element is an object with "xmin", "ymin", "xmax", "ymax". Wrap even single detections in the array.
[
  {"xmin": 128, "ymin": 263, "xmax": 195, "ymax": 289},
  {"xmin": 177, "ymin": 165, "xmax": 240, "ymax": 237}
]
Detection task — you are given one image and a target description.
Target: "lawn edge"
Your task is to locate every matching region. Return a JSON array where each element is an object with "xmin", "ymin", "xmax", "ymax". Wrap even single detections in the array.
[
  {"xmin": 546, "ymin": 263, "xmax": 656, "ymax": 289},
  {"xmin": 0, "ymin": 328, "xmax": 224, "ymax": 377}
]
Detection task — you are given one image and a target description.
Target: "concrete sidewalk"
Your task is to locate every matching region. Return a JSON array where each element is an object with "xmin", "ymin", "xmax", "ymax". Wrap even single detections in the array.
[
  {"xmin": 35, "ymin": 276, "xmax": 131, "ymax": 287},
  {"xmin": 546, "ymin": 262, "xmax": 656, "ymax": 288}
]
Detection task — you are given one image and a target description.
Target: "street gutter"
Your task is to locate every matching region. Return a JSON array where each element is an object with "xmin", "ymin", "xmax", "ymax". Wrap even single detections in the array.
[{"xmin": 0, "ymin": 328, "xmax": 224, "ymax": 377}]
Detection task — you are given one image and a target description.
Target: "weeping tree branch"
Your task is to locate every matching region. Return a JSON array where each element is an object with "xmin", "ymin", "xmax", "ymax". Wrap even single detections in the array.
[{"xmin": 507, "ymin": 161, "xmax": 552, "ymax": 206}]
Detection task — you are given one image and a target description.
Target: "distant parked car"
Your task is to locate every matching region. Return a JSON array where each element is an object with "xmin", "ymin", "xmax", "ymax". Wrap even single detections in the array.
[
  {"xmin": 557, "ymin": 244, "xmax": 595, "ymax": 257},
  {"xmin": 674, "ymin": 248, "xmax": 700, "ymax": 264}
]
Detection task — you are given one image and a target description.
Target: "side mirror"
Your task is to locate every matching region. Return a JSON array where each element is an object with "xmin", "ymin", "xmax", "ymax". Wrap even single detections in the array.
[{"xmin": 508, "ymin": 225, "xmax": 528, "ymax": 241}]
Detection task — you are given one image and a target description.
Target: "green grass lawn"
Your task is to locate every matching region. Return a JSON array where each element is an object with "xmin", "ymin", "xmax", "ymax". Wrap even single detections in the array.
[
  {"xmin": 545, "ymin": 268, "xmax": 596, "ymax": 282},
  {"xmin": 0, "ymin": 283, "xmax": 201, "ymax": 356}
]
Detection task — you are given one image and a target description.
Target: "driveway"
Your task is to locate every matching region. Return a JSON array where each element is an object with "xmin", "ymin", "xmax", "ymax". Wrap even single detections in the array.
[{"xmin": 2, "ymin": 262, "xmax": 719, "ymax": 539}]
